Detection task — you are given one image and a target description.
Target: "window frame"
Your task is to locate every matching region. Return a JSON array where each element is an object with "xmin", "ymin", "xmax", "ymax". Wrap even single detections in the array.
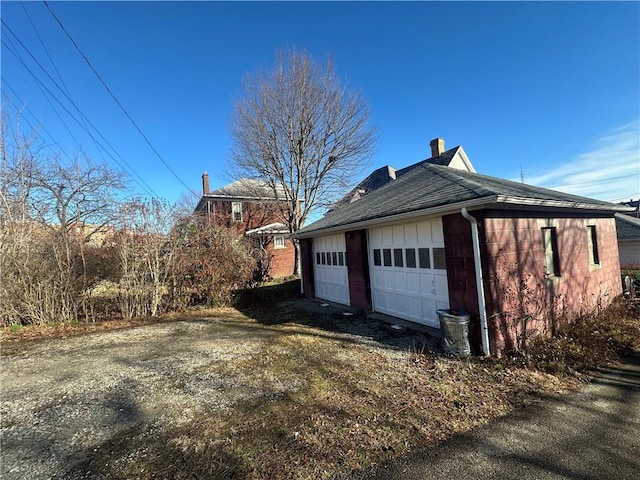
[
  {"xmin": 542, "ymin": 227, "xmax": 560, "ymax": 277},
  {"xmin": 587, "ymin": 225, "xmax": 599, "ymax": 266},
  {"xmin": 273, "ymin": 235, "xmax": 285, "ymax": 249},
  {"xmin": 231, "ymin": 201, "xmax": 243, "ymax": 223}
]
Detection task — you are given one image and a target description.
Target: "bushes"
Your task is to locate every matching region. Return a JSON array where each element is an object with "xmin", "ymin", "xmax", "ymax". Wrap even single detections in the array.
[{"xmin": 526, "ymin": 297, "xmax": 640, "ymax": 372}]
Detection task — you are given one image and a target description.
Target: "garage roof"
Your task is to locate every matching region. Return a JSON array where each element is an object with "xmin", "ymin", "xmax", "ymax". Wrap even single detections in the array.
[{"xmin": 296, "ymin": 162, "xmax": 632, "ymax": 238}]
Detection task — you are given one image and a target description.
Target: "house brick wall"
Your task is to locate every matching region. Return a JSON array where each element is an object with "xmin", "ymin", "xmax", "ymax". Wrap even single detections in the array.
[
  {"xmin": 300, "ymin": 238, "xmax": 315, "ymax": 298},
  {"xmin": 345, "ymin": 229, "xmax": 372, "ymax": 311},
  {"xmin": 480, "ymin": 213, "xmax": 622, "ymax": 354},
  {"xmin": 266, "ymin": 238, "xmax": 296, "ymax": 278}
]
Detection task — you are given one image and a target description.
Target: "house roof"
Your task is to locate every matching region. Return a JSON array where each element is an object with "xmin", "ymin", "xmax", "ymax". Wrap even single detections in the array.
[
  {"xmin": 615, "ymin": 213, "xmax": 640, "ymax": 240},
  {"xmin": 296, "ymin": 162, "xmax": 632, "ymax": 238},
  {"xmin": 194, "ymin": 178, "xmax": 287, "ymax": 213},
  {"xmin": 245, "ymin": 222, "xmax": 289, "ymax": 237}
]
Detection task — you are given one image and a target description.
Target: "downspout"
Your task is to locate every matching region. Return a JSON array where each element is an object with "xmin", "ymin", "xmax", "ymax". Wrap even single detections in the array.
[{"xmin": 461, "ymin": 208, "xmax": 491, "ymax": 355}]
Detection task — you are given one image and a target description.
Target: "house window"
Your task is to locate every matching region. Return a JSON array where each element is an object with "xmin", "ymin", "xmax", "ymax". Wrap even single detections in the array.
[
  {"xmin": 231, "ymin": 202, "xmax": 243, "ymax": 223},
  {"xmin": 321, "ymin": 252, "xmax": 326, "ymax": 265},
  {"xmin": 316, "ymin": 252, "xmax": 321, "ymax": 265},
  {"xmin": 274, "ymin": 236, "xmax": 285, "ymax": 249},
  {"xmin": 587, "ymin": 225, "xmax": 599, "ymax": 265},
  {"xmin": 542, "ymin": 227, "xmax": 560, "ymax": 277},
  {"xmin": 338, "ymin": 252, "xmax": 344, "ymax": 266},
  {"xmin": 332, "ymin": 252, "xmax": 338, "ymax": 265}
]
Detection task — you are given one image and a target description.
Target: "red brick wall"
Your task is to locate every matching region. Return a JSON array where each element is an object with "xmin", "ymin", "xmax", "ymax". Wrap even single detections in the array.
[
  {"xmin": 300, "ymin": 238, "xmax": 315, "ymax": 298},
  {"xmin": 480, "ymin": 213, "xmax": 622, "ymax": 354},
  {"xmin": 200, "ymin": 199, "xmax": 283, "ymax": 232},
  {"xmin": 442, "ymin": 213, "xmax": 482, "ymax": 351},
  {"xmin": 266, "ymin": 238, "xmax": 296, "ymax": 278},
  {"xmin": 346, "ymin": 229, "xmax": 372, "ymax": 311}
]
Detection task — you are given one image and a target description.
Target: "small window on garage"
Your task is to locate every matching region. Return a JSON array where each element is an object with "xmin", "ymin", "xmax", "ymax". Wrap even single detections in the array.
[
  {"xmin": 587, "ymin": 225, "xmax": 599, "ymax": 265},
  {"xmin": 418, "ymin": 248, "xmax": 431, "ymax": 268},
  {"xmin": 542, "ymin": 227, "xmax": 560, "ymax": 277},
  {"xmin": 332, "ymin": 252, "xmax": 338, "ymax": 265},
  {"xmin": 373, "ymin": 249, "xmax": 381, "ymax": 266},
  {"xmin": 383, "ymin": 249, "xmax": 392, "ymax": 267},
  {"xmin": 393, "ymin": 248, "xmax": 404, "ymax": 267},
  {"xmin": 338, "ymin": 252, "xmax": 344, "ymax": 266},
  {"xmin": 321, "ymin": 252, "xmax": 326, "ymax": 265},
  {"xmin": 433, "ymin": 248, "xmax": 446, "ymax": 269},
  {"xmin": 316, "ymin": 252, "xmax": 320, "ymax": 264},
  {"xmin": 405, "ymin": 248, "xmax": 416, "ymax": 268}
]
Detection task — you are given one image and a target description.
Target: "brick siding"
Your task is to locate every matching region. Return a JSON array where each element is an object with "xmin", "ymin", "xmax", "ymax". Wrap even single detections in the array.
[
  {"xmin": 479, "ymin": 213, "xmax": 622, "ymax": 354},
  {"xmin": 345, "ymin": 229, "xmax": 372, "ymax": 311}
]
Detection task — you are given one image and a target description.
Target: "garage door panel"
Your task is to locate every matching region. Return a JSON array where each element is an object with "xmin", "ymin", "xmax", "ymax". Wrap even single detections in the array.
[
  {"xmin": 370, "ymin": 219, "xmax": 449, "ymax": 328},
  {"xmin": 406, "ymin": 272, "xmax": 420, "ymax": 294},
  {"xmin": 434, "ymin": 275, "xmax": 448, "ymax": 297},
  {"xmin": 394, "ymin": 272, "xmax": 406, "ymax": 292},
  {"xmin": 313, "ymin": 234, "xmax": 349, "ymax": 306},
  {"xmin": 382, "ymin": 227, "xmax": 393, "ymax": 244}
]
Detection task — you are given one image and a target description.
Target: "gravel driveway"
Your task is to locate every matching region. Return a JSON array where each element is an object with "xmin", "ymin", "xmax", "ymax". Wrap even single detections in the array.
[
  {"xmin": 1, "ymin": 314, "xmax": 284, "ymax": 479},
  {"xmin": 1, "ymin": 304, "xmax": 422, "ymax": 479}
]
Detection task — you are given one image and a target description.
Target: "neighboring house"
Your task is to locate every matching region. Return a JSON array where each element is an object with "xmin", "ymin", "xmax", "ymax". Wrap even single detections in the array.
[
  {"xmin": 295, "ymin": 138, "xmax": 632, "ymax": 355},
  {"xmin": 615, "ymin": 213, "xmax": 640, "ymax": 268},
  {"xmin": 194, "ymin": 173, "xmax": 295, "ymax": 278}
]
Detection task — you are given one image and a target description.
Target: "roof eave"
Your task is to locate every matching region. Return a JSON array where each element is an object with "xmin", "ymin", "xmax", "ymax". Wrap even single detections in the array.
[
  {"xmin": 495, "ymin": 195, "xmax": 634, "ymax": 212},
  {"xmin": 294, "ymin": 196, "xmax": 498, "ymax": 239}
]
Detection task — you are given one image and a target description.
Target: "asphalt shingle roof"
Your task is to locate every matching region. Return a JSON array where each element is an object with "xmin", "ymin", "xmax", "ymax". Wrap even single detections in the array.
[
  {"xmin": 615, "ymin": 213, "xmax": 640, "ymax": 240},
  {"xmin": 297, "ymin": 162, "xmax": 627, "ymax": 236}
]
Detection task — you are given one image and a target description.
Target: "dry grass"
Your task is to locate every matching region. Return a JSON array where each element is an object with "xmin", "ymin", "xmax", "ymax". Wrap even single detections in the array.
[
  {"xmin": 4, "ymin": 284, "xmax": 637, "ymax": 479},
  {"xmin": 527, "ymin": 296, "xmax": 640, "ymax": 373},
  {"xmin": 69, "ymin": 317, "xmax": 578, "ymax": 480}
]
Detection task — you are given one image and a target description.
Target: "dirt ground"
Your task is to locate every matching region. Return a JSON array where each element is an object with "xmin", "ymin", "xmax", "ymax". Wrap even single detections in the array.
[{"xmin": 0, "ymin": 301, "xmax": 429, "ymax": 479}]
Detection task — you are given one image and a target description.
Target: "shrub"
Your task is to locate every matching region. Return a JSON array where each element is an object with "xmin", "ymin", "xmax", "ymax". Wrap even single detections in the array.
[{"xmin": 526, "ymin": 297, "xmax": 640, "ymax": 373}]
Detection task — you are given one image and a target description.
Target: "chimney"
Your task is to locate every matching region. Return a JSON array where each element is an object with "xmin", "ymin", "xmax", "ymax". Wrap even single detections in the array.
[
  {"xmin": 202, "ymin": 172, "xmax": 210, "ymax": 195},
  {"xmin": 430, "ymin": 138, "xmax": 445, "ymax": 157}
]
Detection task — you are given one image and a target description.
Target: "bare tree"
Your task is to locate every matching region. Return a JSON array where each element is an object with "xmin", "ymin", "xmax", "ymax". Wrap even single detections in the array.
[{"xmin": 229, "ymin": 49, "xmax": 377, "ymax": 273}]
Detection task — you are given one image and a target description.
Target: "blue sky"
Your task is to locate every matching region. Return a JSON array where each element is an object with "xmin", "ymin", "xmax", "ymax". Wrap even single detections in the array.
[{"xmin": 2, "ymin": 1, "xmax": 639, "ymax": 210}]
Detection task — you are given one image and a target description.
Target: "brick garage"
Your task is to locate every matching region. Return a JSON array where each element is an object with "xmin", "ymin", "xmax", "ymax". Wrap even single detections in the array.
[{"xmin": 295, "ymin": 138, "xmax": 631, "ymax": 355}]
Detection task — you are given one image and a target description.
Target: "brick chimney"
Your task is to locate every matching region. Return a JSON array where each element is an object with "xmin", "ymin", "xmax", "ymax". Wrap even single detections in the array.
[
  {"xmin": 430, "ymin": 138, "xmax": 445, "ymax": 157},
  {"xmin": 202, "ymin": 172, "xmax": 210, "ymax": 195}
]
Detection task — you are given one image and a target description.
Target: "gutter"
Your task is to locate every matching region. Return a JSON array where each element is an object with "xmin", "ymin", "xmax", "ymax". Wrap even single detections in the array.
[{"xmin": 461, "ymin": 207, "xmax": 491, "ymax": 356}]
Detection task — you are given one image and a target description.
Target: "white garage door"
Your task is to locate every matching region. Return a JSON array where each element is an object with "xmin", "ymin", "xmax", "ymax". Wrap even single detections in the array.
[
  {"xmin": 369, "ymin": 219, "xmax": 449, "ymax": 328},
  {"xmin": 313, "ymin": 233, "xmax": 350, "ymax": 306}
]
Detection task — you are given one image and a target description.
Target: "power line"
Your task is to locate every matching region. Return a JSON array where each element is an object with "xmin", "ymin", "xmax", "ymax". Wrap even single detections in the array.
[
  {"xmin": 19, "ymin": 0, "xmax": 101, "ymax": 157},
  {"xmin": 547, "ymin": 173, "xmax": 639, "ymax": 190},
  {"xmin": 1, "ymin": 78, "xmax": 76, "ymax": 164},
  {"xmin": 43, "ymin": 0, "xmax": 197, "ymax": 195},
  {"xmin": 2, "ymin": 38, "xmax": 160, "ymax": 198}
]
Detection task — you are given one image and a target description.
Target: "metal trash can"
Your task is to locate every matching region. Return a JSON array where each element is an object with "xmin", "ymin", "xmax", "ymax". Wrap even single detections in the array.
[{"xmin": 437, "ymin": 309, "xmax": 471, "ymax": 356}]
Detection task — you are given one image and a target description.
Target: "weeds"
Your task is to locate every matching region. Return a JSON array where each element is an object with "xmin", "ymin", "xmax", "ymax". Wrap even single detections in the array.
[{"xmin": 526, "ymin": 296, "xmax": 640, "ymax": 373}]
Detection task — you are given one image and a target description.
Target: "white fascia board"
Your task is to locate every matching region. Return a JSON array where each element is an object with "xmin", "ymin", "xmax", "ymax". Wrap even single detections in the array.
[
  {"xmin": 495, "ymin": 195, "xmax": 634, "ymax": 212},
  {"xmin": 294, "ymin": 196, "xmax": 497, "ymax": 239}
]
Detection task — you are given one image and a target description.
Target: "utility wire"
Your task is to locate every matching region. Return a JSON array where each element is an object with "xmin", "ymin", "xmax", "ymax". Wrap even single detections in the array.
[
  {"xmin": 19, "ymin": 0, "xmax": 101, "ymax": 157},
  {"xmin": 2, "ymin": 38, "xmax": 160, "ymax": 198},
  {"xmin": 1, "ymin": 78, "xmax": 76, "ymax": 164},
  {"xmin": 43, "ymin": 0, "xmax": 197, "ymax": 195},
  {"xmin": 1, "ymin": 32, "xmax": 83, "ymax": 161}
]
